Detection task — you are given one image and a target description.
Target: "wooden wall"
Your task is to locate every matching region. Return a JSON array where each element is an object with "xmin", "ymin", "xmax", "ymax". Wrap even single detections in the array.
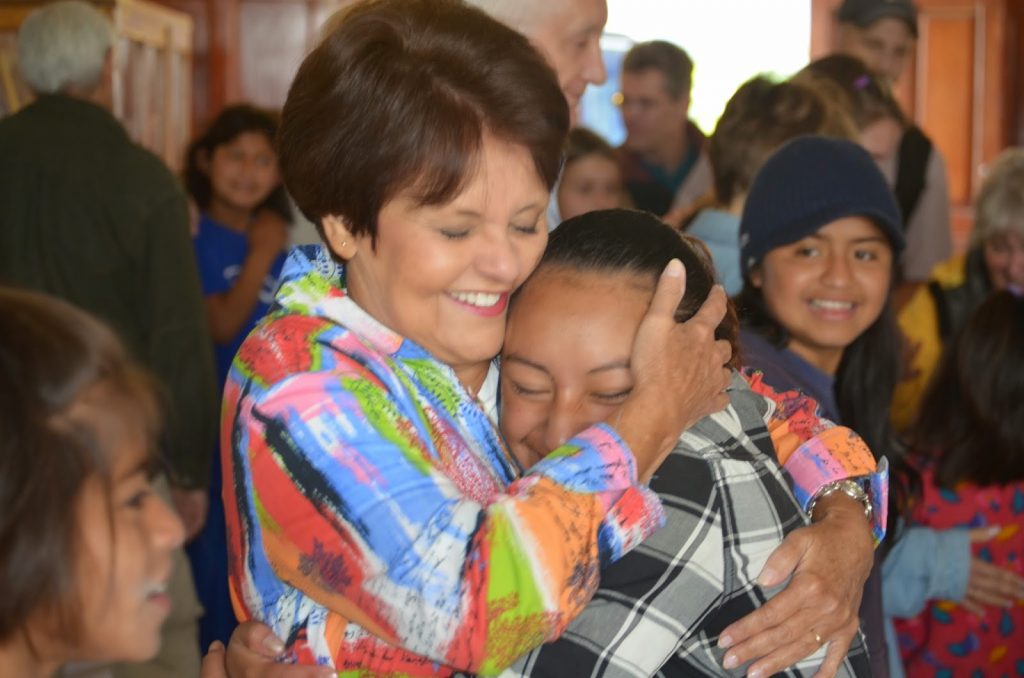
[{"xmin": 153, "ymin": 0, "xmax": 346, "ymax": 128}]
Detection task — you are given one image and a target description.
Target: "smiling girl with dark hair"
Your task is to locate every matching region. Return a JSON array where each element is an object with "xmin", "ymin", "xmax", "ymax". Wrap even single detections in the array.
[{"xmin": 0, "ymin": 288, "xmax": 184, "ymax": 678}]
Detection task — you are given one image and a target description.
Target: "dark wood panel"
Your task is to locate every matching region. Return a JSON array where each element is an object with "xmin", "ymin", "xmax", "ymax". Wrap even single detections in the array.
[{"xmin": 916, "ymin": 9, "xmax": 975, "ymax": 204}]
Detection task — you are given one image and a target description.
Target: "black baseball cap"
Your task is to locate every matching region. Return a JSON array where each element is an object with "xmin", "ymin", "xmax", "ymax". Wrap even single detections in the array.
[{"xmin": 838, "ymin": 0, "xmax": 918, "ymax": 37}]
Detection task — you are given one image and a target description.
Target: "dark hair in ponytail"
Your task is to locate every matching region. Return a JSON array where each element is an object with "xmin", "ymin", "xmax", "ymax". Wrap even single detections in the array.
[{"xmin": 534, "ymin": 208, "xmax": 740, "ymax": 366}]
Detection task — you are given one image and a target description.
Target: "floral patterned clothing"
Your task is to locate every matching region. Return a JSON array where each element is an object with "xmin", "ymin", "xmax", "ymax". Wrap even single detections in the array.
[{"xmin": 895, "ymin": 466, "xmax": 1024, "ymax": 677}]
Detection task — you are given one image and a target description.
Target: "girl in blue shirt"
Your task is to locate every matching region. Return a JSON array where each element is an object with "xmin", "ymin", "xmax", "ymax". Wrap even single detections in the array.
[{"xmin": 185, "ymin": 104, "xmax": 292, "ymax": 649}]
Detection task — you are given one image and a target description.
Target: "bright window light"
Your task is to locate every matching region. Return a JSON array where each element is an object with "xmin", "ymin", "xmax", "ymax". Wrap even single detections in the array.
[{"xmin": 581, "ymin": 0, "xmax": 812, "ymax": 144}]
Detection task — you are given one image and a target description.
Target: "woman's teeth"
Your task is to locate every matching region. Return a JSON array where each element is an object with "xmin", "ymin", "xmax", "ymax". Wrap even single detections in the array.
[
  {"xmin": 809, "ymin": 299, "xmax": 854, "ymax": 311},
  {"xmin": 450, "ymin": 292, "xmax": 501, "ymax": 308}
]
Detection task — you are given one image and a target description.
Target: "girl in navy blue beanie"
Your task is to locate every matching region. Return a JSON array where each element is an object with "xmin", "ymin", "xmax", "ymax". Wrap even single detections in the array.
[
  {"xmin": 735, "ymin": 134, "xmax": 904, "ymax": 448},
  {"xmin": 734, "ymin": 134, "xmax": 905, "ymax": 678}
]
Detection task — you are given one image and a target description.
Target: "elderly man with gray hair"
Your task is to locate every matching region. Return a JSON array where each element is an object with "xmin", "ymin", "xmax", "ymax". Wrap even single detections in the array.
[{"xmin": 0, "ymin": 3, "xmax": 217, "ymax": 676}]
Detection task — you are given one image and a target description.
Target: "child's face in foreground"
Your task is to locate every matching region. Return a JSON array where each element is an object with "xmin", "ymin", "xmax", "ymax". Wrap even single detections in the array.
[
  {"xmin": 750, "ymin": 216, "xmax": 893, "ymax": 374},
  {"xmin": 499, "ymin": 267, "xmax": 650, "ymax": 469},
  {"xmin": 557, "ymin": 153, "xmax": 623, "ymax": 221},
  {"xmin": 69, "ymin": 407, "xmax": 184, "ymax": 663}
]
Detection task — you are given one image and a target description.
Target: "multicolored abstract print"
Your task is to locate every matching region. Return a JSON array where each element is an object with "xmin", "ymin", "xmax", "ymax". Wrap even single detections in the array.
[
  {"xmin": 221, "ymin": 246, "xmax": 665, "ymax": 676},
  {"xmin": 744, "ymin": 370, "xmax": 888, "ymax": 544},
  {"xmin": 895, "ymin": 467, "xmax": 1024, "ymax": 677}
]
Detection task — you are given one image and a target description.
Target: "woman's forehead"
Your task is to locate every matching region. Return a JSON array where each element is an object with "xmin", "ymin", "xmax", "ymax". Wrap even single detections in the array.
[{"xmin": 509, "ymin": 267, "xmax": 652, "ymax": 328}]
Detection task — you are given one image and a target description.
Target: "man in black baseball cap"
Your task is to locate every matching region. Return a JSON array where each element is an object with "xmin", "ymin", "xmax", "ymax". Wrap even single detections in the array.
[{"xmin": 836, "ymin": 0, "xmax": 918, "ymax": 84}]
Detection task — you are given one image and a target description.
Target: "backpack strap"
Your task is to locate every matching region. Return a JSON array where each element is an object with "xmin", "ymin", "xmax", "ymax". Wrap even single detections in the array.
[
  {"xmin": 894, "ymin": 125, "xmax": 933, "ymax": 227},
  {"xmin": 927, "ymin": 280, "xmax": 952, "ymax": 340}
]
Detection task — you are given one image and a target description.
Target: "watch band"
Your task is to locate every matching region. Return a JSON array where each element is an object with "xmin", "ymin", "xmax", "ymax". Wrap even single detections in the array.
[{"xmin": 807, "ymin": 478, "xmax": 874, "ymax": 524}]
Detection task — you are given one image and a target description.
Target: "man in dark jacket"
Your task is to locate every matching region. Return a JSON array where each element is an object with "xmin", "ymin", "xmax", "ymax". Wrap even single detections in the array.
[{"xmin": 0, "ymin": 2, "xmax": 218, "ymax": 675}]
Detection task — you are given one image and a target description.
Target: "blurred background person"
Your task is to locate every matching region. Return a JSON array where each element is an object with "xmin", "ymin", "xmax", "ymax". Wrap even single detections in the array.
[
  {"xmin": 556, "ymin": 127, "xmax": 626, "ymax": 220},
  {"xmin": 833, "ymin": 0, "xmax": 952, "ymax": 288},
  {"xmin": 893, "ymin": 290, "xmax": 1024, "ymax": 676},
  {"xmin": 616, "ymin": 40, "xmax": 712, "ymax": 219},
  {"xmin": 0, "ymin": 289, "xmax": 186, "ymax": 678},
  {"xmin": 184, "ymin": 103, "xmax": 292, "ymax": 651},
  {"xmin": 687, "ymin": 75, "xmax": 855, "ymax": 294},
  {"xmin": 892, "ymin": 148, "xmax": 1024, "ymax": 430},
  {"xmin": 0, "ymin": 3, "xmax": 216, "ymax": 675}
]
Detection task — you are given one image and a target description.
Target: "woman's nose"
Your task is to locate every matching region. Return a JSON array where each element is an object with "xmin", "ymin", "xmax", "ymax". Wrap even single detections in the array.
[{"xmin": 476, "ymin": 230, "xmax": 521, "ymax": 284}]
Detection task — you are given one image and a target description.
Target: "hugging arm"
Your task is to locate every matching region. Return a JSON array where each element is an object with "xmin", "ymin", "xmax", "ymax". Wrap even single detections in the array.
[
  {"xmin": 501, "ymin": 425, "xmax": 868, "ymax": 678},
  {"xmin": 232, "ymin": 362, "xmax": 663, "ymax": 674},
  {"xmin": 499, "ymin": 448, "xmax": 725, "ymax": 677},
  {"xmin": 719, "ymin": 373, "xmax": 880, "ymax": 678}
]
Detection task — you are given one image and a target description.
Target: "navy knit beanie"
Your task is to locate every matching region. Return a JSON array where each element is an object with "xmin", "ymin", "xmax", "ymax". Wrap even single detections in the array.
[{"xmin": 739, "ymin": 135, "xmax": 905, "ymax": 277}]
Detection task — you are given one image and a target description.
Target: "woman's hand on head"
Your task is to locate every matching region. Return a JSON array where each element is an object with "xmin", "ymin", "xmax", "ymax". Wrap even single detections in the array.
[
  {"xmin": 717, "ymin": 494, "xmax": 874, "ymax": 678},
  {"xmin": 199, "ymin": 622, "xmax": 334, "ymax": 678},
  {"xmin": 614, "ymin": 259, "xmax": 732, "ymax": 481}
]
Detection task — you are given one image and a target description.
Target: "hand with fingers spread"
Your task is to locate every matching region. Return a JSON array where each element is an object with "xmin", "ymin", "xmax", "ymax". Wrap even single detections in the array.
[
  {"xmin": 199, "ymin": 622, "xmax": 334, "ymax": 678},
  {"xmin": 718, "ymin": 494, "xmax": 874, "ymax": 678},
  {"xmin": 613, "ymin": 260, "xmax": 732, "ymax": 482},
  {"xmin": 962, "ymin": 526, "xmax": 1024, "ymax": 615}
]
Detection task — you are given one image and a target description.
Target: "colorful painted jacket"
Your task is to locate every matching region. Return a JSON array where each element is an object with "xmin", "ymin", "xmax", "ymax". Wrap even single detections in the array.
[
  {"xmin": 222, "ymin": 246, "xmax": 665, "ymax": 676},
  {"xmin": 744, "ymin": 371, "xmax": 888, "ymax": 545}
]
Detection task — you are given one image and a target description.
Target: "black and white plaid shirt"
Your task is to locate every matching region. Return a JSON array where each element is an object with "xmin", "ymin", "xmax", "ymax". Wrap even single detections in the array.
[{"xmin": 494, "ymin": 373, "xmax": 872, "ymax": 677}]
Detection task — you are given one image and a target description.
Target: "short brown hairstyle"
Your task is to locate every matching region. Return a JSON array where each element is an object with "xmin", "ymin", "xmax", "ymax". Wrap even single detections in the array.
[
  {"xmin": 0, "ymin": 288, "xmax": 160, "ymax": 646},
  {"xmin": 709, "ymin": 76, "xmax": 856, "ymax": 205},
  {"xmin": 795, "ymin": 54, "xmax": 905, "ymax": 131},
  {"xmin": 278, "ymin": 0, "xmax": 569, "ymax": 239},
  {"xmin": 622, "ymin": 40, "xmax": 694, "ymax": 100}
]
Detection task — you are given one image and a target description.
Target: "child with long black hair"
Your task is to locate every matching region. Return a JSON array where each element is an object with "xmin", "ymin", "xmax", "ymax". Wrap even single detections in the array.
[
  {"xmin": 735, "ymin": 135, "xmax": 906, "ymax": 678},
  {"xmin": 0, "ymin": 288, "xmax": 185, "ymax": 677},
  {"xmin": 893, "ymin": 290, "xmax": 1024, "ymax": 676},
  {"xmin": 735, "ymin": 135, "xmax": 1024, "ymax": 678}
]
